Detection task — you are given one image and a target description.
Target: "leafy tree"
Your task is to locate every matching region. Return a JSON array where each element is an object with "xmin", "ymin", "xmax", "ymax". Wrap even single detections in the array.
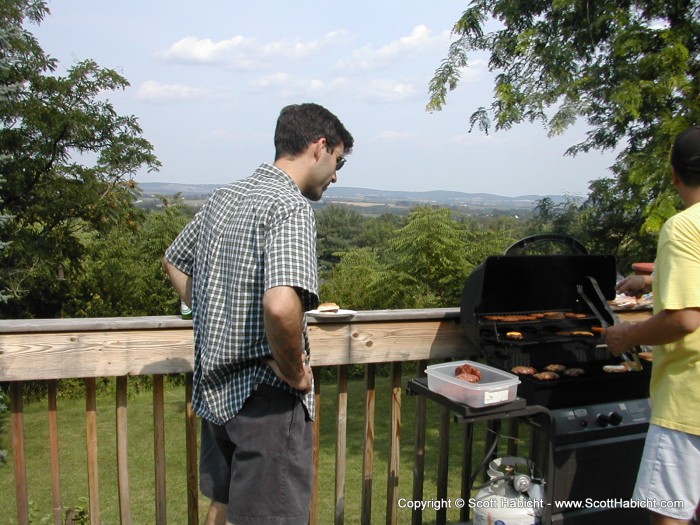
[
  {"xmin": 429, "ymin": 0, "xmax": 699, "ymax": 237},
  {"xmin": 319, "ymin": 248, "xmax": 387, "ymax": 310},
  {"xmin": 387, "ymin": 206, "xmax": 472, "ymax": 307},
  {"xmin": 355, "ymin": 213, "xmax": 406, "ymax": 251},
  {"xmin": 577, "ymin": 178, "xmax": 659, "ymax": 269},
  {"xmin": 0, "ymin": 0, "xmax": 160, "ymax": 318},
  {"xmin": 64, "ymin": 197, "xmax": 193, "ymax": 317},
  {"xmin": 0, "ymin": 172, "xmax": 8, "ymax": 305},
  {"xmin": 315, "ymin": 205, "xmax": 367, "ymax": 271},
  {"xmin": 528, "ymin": 184, "xmax": 658, "ymax": 270},
  {"xmin": 527, "ymin": 196, "xmax": 584, "ymax": 238},
  {"xmin": 319, "ymin": 206, "xmax": 522, "ymax": 309}
]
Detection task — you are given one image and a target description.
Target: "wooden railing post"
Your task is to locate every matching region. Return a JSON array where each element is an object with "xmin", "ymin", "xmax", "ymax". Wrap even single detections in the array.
[
  {"xmin": 386, "ymin": 362, "xmax": 402, "ymax": 525},
  {"xmin": 116, "ymin": 376, "xmax": 132, "ymax": 525},
  {"xmin": 47, "ymin": 380, "xmax": 62, "ymax": 525},
  {"xmin": 11, "ymin": 382, "xmax": 29, "ymax": 525},
  {"xmin": 185, "ymin": 375, "xmax": 199, "ymax": 525},
  {"xmin": 411, "ymin": 361, "xmax": 428, "ymax": 525},
  {"xmin": 85, "ymin": 378, "xmax": 101, "ymax": 525},
  {"xmin": 361, "ymin": 363, "xmax": 376, "ymax": 525},
  {"xmin": 153, "ymin": 374, "xmax": 167, "ymax": 525},
  {"xmin": 335, "ymin": 365, "xmax": 348, "ymax": 525}
]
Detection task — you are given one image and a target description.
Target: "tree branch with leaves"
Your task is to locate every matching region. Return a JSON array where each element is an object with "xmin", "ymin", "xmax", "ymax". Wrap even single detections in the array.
[
  {"xmin": 1, "ymin": 0, "xmax": 161, "ymax": 317},
  {"xmin": 429, "ymin": 0, "xmax": 699, "ymax": 240}
]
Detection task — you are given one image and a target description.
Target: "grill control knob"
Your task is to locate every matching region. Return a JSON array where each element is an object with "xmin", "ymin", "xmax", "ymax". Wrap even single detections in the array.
[
  {"xmin": 596, "ymin": 413, "xmax": 611, "ymax": 427},
  {"xmin": 609, "ymin": 412, "xmax": 623, "ymax": 426}
]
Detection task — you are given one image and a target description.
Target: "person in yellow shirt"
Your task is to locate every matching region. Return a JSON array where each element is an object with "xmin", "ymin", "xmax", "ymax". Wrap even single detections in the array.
[{"xmin": 607, "ymin": 126, "xmax": 700, "ymax": 525}]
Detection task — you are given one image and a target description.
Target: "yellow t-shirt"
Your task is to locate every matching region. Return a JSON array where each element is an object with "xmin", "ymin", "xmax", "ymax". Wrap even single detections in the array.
[{"xmin": 650, "ymin": 202, "xmax": 700, "ymax": 435}]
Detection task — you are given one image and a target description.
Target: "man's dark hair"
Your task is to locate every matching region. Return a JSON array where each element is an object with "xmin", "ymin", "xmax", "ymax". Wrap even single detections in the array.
[
  {"xmin": 671, "ymin": 126, "xmax": 700, "ymax": 187},
  {"xmin": 274, "ymin": 103, "xmax": 354, "ymax": 160}
]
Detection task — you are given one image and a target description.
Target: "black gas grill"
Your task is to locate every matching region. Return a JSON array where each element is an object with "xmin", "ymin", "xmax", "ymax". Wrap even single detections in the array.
[
  {"xmin": 460, "ymin": 235, "xmax": 651, "ymax": 408},
  {"xmin": 458, "ymin": 235, "xmax": 652, "ymax": 524}
]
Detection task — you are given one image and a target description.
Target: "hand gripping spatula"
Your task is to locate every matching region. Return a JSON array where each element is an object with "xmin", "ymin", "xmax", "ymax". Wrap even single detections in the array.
[{"xmin": 577, "ymin": 277, "xmax": 642, "ymax": 371}]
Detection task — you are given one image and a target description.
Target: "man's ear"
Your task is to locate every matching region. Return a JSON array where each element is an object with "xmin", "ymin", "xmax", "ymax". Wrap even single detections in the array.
[
  {"xmin": 311, "ymin": 137, "xmax": 326, "ymax": 162},
  {"xmin": 671, "ymin": 166, "xmax": 681, "ymax": 187}
]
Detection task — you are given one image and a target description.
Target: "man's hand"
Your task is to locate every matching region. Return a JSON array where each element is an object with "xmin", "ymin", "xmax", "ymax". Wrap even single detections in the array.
[
  {"xmin": 605, "ymin": 308, "xmax": 700, "ymax": 356},
  {"xmin": 604, "ymin": 323, "xmax": 634, "ymax": 356},
  {"xmin": 616, "ymin": 275, "xmax": 652, "ymax": 297},
  {"xmin": 263, "ymin": 354, "xmax": 313, "ymax": 393}
]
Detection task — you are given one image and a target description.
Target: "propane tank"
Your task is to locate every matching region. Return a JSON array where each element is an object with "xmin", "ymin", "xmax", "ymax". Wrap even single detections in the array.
[{"xmin": 473, "ymin": 456, "xmax": 543, "ymax": 525}]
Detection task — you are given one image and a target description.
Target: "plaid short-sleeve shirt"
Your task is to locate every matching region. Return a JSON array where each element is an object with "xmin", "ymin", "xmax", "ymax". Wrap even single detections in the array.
[{"xmin": 165, "ymin": 163, "xmax": 319, "ymax": 424}]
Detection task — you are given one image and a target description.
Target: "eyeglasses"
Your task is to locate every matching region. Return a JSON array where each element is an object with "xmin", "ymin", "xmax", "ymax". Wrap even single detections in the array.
[{"xmin": 327, "ymin": 145, "xmax": 346, "ymax": 171}]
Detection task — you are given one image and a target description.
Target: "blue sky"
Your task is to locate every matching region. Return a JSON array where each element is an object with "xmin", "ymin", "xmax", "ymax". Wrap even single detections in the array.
[{"xmin": 33, "ymin": 0, "xmax": 617, "ymax": 197}]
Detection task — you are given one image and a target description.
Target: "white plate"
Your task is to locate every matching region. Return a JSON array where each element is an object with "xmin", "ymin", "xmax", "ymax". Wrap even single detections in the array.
[{"xmin": 307, "ymin": 309, "xmax": 357, "ymax": 319}]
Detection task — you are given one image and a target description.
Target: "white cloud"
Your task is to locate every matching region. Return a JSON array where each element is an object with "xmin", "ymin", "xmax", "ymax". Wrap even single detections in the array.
[
  {"xmin": 251, "ymin": 72, "xmax": 340, "ymax": 97},
  {"xmin": 360, "ymin": 79, "xmax": 417, "ymax": 103},
  {"xmin": 339, "ymin": 25, "xmax": 452, "ymax": 71},
  {"xmin": 157, "ymin": 31, "xmax": 349, "ymax": 69},
  {"xmin": 252, "ymin": 72, "xmax": 293, "ymax": 88},
  {"xmin": 135, "ymin": 80, "xmax": 208, "ymax": 102}
]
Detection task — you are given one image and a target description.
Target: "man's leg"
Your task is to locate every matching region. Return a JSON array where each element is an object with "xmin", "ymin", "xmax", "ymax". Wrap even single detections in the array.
[
  {"xmin": 634, "ymin": 425, "xmax": 700, "ymax": 525},
  {"xmin": 223, "ymin": 384, "xmax": 313, "ymax": 525},
  {"xmin": 205, "ymin": 500, "xmax": 228, "ymax": 525},
  {"xmin": 200, "ymin": 419, "xmax": 233, "ymax": 524}
]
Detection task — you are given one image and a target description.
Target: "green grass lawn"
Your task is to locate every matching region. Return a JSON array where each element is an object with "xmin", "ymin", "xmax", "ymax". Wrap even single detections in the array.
[{"xmin": 0, "ymin": 376, "xmax": 518, "ymax": 525}]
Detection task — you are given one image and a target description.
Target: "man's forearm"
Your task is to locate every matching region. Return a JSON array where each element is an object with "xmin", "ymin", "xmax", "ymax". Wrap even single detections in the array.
[
  {"xmin": 162, "ymin": 256, "xmax": 192, "ymax": 306},
  {"xmin": 627, "ymin": 308, "xmax": 700, "ymax": 345},
  {"xmin": 606, "ymin": 307, "xmax": 700, "ymax": 354},
  {"xmin": 262, "ymin": 286, "xmax": 311, "ymax": 391}
]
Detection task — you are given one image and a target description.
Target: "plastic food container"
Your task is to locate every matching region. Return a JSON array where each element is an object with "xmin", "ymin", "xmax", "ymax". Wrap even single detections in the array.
[{"xmin": 425, "ymin": 361, "xmax": 520, "ymax": 407}]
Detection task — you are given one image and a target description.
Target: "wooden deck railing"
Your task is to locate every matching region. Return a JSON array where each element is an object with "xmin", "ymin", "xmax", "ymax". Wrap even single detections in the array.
[
  {"xmin": 1, "ymin": 308, "xmax": 472, "ymax": 525},
  {"xmin": 1, "ymin": 309, "xmax": 652, "ymax": 525}
]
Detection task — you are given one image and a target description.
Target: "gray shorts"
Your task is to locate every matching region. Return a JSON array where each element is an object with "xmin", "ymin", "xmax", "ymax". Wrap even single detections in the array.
[
  {"xmin": 199, "ymin": 418, "xmax": 230, "ymax": 503},
  {"xmin": 633, "ymin": 424, "xmax": 700, "ymax": 520},
  {"xmin": 200, "ymin": 383, "xmax": 313, "ymax": 525}
]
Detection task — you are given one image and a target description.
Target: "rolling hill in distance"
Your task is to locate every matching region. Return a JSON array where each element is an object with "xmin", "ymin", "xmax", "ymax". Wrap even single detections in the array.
[{"xmin": 137, "ymin": 182, "xmax": 574, "ymax": 214}]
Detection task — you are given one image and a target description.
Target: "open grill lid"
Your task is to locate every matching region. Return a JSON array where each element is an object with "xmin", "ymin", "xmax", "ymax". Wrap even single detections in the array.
[
  {"xmin": 460, "ymin": 235, "xmax": 618, "ymax": 353},
  {"xmin": 461, "ymin": 234, "xmax": 617, "ymax": 319},
  {"xmin": 462, "ymin": 254, "xmax": 617, "ymax": 317}
]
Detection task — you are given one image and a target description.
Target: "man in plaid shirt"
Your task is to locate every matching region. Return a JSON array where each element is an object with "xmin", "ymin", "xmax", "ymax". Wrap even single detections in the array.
[{"xmin": 163, "ymin": 103, "xmax": 353, "ymax": 525}]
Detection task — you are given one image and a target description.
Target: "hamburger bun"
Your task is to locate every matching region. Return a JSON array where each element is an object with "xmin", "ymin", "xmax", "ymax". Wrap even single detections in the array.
[{"xmin": 317, "ymin": 302, "xmax": 340, "ymax": 313}]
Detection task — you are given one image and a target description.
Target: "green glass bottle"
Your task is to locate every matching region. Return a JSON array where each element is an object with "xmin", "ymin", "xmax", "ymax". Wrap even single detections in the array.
[{"xmin": 180, "ymin": 301, "xmax": 193, "ymax": 320}]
